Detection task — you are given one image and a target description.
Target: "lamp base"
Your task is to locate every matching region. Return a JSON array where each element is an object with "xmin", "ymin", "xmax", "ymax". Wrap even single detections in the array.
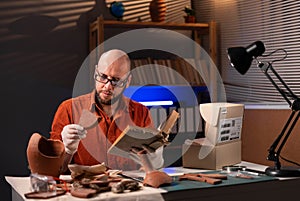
[{"xmin": 265, "ymin": 166, "xmax": 300, "ymax": 177}]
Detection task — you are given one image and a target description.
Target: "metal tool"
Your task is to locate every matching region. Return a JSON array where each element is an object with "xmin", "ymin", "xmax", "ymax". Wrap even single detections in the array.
[
  {"xmin": 222, "ymin": 165, "xmax": 265, "ymax": 175},
  {"xmin": 117, "ymin": 173, "xmax": 143, "ymax": 183}
]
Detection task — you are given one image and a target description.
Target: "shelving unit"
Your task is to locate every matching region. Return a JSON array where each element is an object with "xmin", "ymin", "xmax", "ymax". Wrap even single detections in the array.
[
  {"xmin": 89, "ymin": 16, "xmax": 217, "ymax": 64},
  {"xmin": 89, "ymin": 16, "xmax": 217, "ymax": 87}
]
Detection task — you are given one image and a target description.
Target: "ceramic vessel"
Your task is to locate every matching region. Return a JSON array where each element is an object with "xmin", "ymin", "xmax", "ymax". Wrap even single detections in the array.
[
  {"xmin": 184, "ymin": 15, "xmax": 196, "ymax": 23},
  {"xmin": 149, "ymin": 0, "xmax": 166, "ymax": 22},
  {"xmin": 27, "ymin": 133, "xmax": 65, "ymax": 177}
]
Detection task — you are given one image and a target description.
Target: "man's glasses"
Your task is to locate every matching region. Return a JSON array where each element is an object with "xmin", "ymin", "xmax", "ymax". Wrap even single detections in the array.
[{"xmin": 94, "ymin": 71, "xmax": 130, "ymax": 88}]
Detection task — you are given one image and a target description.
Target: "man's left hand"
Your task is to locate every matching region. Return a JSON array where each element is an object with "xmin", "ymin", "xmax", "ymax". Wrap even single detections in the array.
[{"xmin": 130, "ymin": 145, "xmax": 164, "ymax": 170}]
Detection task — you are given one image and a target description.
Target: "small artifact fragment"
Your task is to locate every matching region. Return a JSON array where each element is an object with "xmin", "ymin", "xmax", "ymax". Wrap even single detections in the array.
[{"xmin": 79, "ymin": 109, "xmax": 98, "ymax": 129}]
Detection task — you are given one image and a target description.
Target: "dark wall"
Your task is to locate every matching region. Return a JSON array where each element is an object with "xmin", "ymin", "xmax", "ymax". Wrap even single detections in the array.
[{"xmin": 0, "ymin": 1, "xmax": 113, "ymax": 200}]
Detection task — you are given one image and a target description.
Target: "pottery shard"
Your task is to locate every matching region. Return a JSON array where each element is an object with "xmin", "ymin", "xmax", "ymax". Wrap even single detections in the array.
[
  {"xmin": 78, "ymin": 109, "xmax": 98, "ymax": 129},
  {"xmin": 26, "ymin": 133, "xmax": 65, "ymax": 177},
  {"xmin": 143, "ymin": 170, "xmax": 172, "ymax": 188},
  {"xmin": 68, "ymin": 163, "xmax": 107, "ymax": 178}
]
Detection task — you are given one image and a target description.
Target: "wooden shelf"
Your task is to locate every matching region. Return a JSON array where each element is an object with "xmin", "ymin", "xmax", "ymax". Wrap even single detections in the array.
[
  {"xmin": 89, "ymin": 16, "xmax": 217, "ymax": 86},
  {"xmin": 90, "ymin": 19, "xmax": 210, "ymax": 31},
  {"xmin": 89, "ymin": 16, "xmax": 216, "ymax": 62}
]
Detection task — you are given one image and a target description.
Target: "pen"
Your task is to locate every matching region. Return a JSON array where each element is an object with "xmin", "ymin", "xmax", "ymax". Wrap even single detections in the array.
[
  {"xmin": 244, "ymin": 168, "xmax": 265, "ymax": 175},
  {"xmin": 241, "ymin": 170, "xmax": 260, "ymax": 176}
]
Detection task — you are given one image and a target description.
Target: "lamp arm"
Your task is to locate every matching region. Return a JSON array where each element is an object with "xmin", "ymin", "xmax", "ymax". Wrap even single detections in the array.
[
  {"xmin": 261, "ymin": 62, "xmax": 300, "ymax": 110},
  {"xmin": 267, "ymin": 111, "xmax": 297, "ymax": 168},
  {"xmin": 276, "ymin": 111, "xmax": 300, "ymax": 158},
  {"xmin": 258, "ymin": 62, "xmax": 300, "ymax": 169},
  {"xmin": 259, "ymin": 62, "xmax": 295, "ymax": 106}
]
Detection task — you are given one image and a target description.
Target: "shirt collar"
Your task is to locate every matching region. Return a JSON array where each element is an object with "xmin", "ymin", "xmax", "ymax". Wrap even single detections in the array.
[
  {"xmin": 89, "ymin": 89, "xmax": 132, "ymax": 113},
  {"xmin": 89, "ymin": 90, "xmax": 97, "ymax": 112}
]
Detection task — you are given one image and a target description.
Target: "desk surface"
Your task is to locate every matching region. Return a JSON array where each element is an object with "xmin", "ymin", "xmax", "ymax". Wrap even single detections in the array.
[{"xmin": 6, "ymin": 161, "xmax": 300, "ymax": 201}]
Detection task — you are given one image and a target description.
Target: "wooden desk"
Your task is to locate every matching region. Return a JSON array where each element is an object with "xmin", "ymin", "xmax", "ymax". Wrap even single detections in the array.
[
  {"xmin": 163, "ymin": 178, "xmax": 300, "ymax": 201},
  {"xmin": 6, "ymin": 162, "xmax": 300, "ymax": 201}
]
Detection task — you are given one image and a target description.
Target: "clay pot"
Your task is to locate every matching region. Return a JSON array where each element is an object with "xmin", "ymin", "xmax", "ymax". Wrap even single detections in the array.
[
  {"xmin": 27, "ymin": 133, "xmax": 65, "ymax": 177},
  {"xmin": 184, "ymin": 15, "xmax": 196, "ymax": 23},
  {"xmin": 149, "ymin": 0, "xmax": 166, "ymax": 22}
]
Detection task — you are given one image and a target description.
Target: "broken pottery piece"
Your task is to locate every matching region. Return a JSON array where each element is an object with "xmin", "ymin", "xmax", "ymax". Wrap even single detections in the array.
[
  {"xmin": 78, "ymin": 109, "xmax": 98, "ymax": 129},
  {"xmin": 143, "ymin": 170, "xmax": 172, "ymax": 188},
  {"xmin": 26, "ymin": 133, "xmax": 65, "ymax": 177},
  {"xmin": 68, "ymin": 163, "xmax": 107, "ymax": 179},
  {"xmin": 137, "ymin": 150, "xmax": 172, "ymax": 188}
]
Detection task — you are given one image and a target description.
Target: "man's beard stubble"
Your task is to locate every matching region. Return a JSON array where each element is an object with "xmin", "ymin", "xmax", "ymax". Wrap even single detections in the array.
[{"xmin": 96, "ymin": 87, "xmax": 126, "ymax": 106}]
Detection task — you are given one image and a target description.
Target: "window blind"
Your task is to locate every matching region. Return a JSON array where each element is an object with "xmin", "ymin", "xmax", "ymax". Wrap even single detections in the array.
[{"xmin": 193, "ymin": 0, "xmax": 300, "ymax": 103}]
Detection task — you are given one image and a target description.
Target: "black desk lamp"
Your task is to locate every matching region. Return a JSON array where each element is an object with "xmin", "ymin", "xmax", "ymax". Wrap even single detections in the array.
[{"xmin": 227, "ymin": 41, "xmax": 300, "ymax": 177}]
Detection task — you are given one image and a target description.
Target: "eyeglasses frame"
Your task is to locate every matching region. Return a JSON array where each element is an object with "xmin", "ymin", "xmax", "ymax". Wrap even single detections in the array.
[{"xmin": 94, "ymin": 66, "xmax": 131, "ymax": 88}]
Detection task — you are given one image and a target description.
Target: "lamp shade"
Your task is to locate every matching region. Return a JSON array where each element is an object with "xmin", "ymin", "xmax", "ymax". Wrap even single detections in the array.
[{"xmin": 227, "ymin": 41, "xmax": 265, "ymax": 75}]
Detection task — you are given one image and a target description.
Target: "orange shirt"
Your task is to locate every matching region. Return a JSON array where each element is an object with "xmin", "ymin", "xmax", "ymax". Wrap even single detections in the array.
[{"xmin": 50, "ymin": 90, "xmax": 153, "ymax": 171}]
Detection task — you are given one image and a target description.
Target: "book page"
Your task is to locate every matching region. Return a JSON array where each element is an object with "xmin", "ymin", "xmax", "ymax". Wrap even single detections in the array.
[
  {"xmin": 108, "ymin": 110, "xmax": 179, "ymax": 158},
  {"xmin": 107, "ymin": 126, "xmax": 163, "ymax": 158}
]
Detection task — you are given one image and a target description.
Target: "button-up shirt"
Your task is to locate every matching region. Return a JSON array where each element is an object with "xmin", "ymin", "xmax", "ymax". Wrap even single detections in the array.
[{"xmin": 50, "ymin": 90, "xmax": 153, "ymax": 171}]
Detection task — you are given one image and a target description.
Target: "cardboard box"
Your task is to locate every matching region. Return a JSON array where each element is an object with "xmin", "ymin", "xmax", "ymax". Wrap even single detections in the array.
[
  {"xmin": 182, "ymin": 102, "xmax": 244, "ymax": 170},
  {"xmin": 182, "ymin": 138, "xmax": 241, "ymax": 170},
  {"xmin": 200, "ymin": 102, "xmax": 244, "ymax": 145}
]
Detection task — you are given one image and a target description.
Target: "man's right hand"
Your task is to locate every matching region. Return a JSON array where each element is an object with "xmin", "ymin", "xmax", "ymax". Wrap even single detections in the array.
[{"xmin": 61, "ymin": 124, "xmax": 87, "ymax": 155}]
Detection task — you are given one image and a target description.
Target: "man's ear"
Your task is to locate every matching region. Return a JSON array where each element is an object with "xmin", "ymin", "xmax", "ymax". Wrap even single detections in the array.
[{"xmin": 125, "ymin": 74, "xmax": 132, "ymax": 88}]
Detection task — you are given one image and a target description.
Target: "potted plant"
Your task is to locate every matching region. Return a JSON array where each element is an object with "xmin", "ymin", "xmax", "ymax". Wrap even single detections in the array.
[{"xmin": 183, "ymin": 6, "xmax": 196, "ymax": 23}]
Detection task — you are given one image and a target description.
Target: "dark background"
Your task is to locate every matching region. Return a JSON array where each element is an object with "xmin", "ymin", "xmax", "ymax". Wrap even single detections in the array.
[{"xmin": 0, "ymin": 1, "xmax": 113, "ymax": 200}]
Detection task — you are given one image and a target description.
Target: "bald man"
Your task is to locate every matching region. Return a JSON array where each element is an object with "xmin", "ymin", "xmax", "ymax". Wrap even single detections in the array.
[{"xmin": 50, "ymin": 49, "xmax": 164, "ymax": 172}]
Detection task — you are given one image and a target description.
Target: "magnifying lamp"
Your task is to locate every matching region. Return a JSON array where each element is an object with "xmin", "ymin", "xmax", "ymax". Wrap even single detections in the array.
[{"xmin": 227, "ymin": 41, "xmax": 300, "ymax": 177}]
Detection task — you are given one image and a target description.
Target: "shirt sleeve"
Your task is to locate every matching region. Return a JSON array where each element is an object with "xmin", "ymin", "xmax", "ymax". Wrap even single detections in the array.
[
  {"xmin": 49, "ymin": 99, "xmax": 74, "ymax": 141},
  {"xmin": 144, "ymin": 106, "xmax": 155, "ymax": 128}
]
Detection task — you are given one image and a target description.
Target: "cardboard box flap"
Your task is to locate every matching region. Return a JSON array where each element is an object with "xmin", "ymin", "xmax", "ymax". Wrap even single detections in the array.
[
  {"xmin": 200, "ymin": 103, "xmax": 222, "ymax": 126},
  {"xmin": 184, "ymin": 138, "xmax": 213, "ymax": 146},
  {"xmin": 200, "ymin": 102, "xmax": 244, "ymax": 126},
  {"xmin": 183, "ymin": 138, "xmax": 215, "ymax": 161}
]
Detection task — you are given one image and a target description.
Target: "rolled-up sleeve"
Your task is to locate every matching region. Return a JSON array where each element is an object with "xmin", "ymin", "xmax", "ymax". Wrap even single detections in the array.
[{"xmin": 50, "ymin": 100, "xmax": 73, "ymax": 141}]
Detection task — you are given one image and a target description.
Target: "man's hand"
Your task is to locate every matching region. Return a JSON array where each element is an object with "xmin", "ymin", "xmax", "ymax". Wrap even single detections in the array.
[
  {"xmin": 61, "ymin": 124, "xmax": 87, "ymax": 155},
  {"xmin": 130, "ymin": 145, "xmax": 164, "ymax": 170},
  {"xmin": 146, "ymin": 146, "xmax": 164, "ymax": 169}
]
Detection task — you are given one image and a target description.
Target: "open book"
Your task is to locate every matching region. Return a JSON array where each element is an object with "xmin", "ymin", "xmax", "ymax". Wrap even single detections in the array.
[{"xmin": 107, "ymin": 110, "xmax": 179, "ymax": 158}]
